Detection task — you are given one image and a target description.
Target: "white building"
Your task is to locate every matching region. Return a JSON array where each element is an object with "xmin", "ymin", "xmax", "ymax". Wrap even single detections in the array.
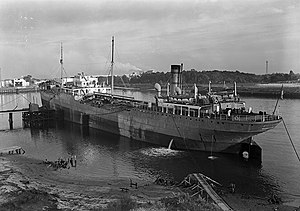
[
  {"xmin": 73, "ymin": 72, "xmax": 98, "ymax": 87},
  {"xmin": 14, "ymin": 78, "xmax": 29, "ymax": 87},
  {"xmin": 1, "ymin": 79, "xmax": 13, "ymax": 87},
  {"xmin": 62, "ymin": 77, "xmax": 74, "ymax": 86}
]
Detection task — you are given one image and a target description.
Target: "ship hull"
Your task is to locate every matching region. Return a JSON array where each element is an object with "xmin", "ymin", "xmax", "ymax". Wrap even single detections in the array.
[{"xmin": 41, "ymin": 92, "xmax": 281, "ymax": 154}]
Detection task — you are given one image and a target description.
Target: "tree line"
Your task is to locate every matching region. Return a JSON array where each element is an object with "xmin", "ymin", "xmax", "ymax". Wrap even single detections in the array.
[{"xmin": 114, "ymin": 69, "xmax": 300, "ymax": 86}]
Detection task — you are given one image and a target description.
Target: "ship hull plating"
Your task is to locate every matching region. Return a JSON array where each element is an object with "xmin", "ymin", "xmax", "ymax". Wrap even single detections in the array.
[{"xmin": 41, "ymin": 92, "xmax": 281, "ymax": 154}]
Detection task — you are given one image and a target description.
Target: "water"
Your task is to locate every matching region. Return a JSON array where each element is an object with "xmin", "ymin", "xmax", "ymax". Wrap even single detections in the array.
[{"xmin": 0, "ymin": 91, "xmax": 299, "ymax": 206}]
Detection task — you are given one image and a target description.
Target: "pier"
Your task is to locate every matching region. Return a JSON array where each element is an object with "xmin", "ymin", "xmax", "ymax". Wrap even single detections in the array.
[
  {"xmin": 0, "ymin": 104, "xmax": 55, "ymax": 129},
  {"xmin": 0, "ymin": 108, "xmax": 29, "ymax": 130},
  {"xmin": 0, "ymin": 87, "xmax": 39, "ymax": 94}
]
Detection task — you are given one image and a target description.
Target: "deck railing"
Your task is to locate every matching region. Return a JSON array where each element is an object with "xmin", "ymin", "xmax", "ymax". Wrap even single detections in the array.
[
  {"xmin": 86, "ymin": 98, "xmax": 281, "ymax": 123},
  {"xmin": 132, "ymin": 101, "xmax": 281, "ymax": 122}
]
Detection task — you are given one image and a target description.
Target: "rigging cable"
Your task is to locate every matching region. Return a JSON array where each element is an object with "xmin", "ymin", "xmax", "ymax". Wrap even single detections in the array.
[
  {"xmin": 282, "ymin": 118, "xmax": 300, "ymax": 163},
  {"xmin": 171, "ymin": 114, "xmax": 201, "ymax": 168},
  {"xmin": 0, "ymin": 95, "xmax": 23, "ymax": 109},
  {"xmin": 19, "ymin": 93, "xmax": 32, "ymax": 103},
  {"xmin": 272, "ymin": 85, "xmax": 299, "ymax": 163}
]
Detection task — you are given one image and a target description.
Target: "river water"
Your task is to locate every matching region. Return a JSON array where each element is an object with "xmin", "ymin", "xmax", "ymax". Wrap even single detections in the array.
[{"xmin": 0, "ymin": 91, "xmax": 299, "ymax": 206}]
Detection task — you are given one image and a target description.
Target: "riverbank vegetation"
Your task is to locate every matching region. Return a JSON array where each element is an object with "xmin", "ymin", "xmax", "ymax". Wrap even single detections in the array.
[
  {"xmin": 113, "ymin": 69, "xmax": 300, "ymax": 98},
  {"xmin": 115, "ymin": 70, "xmax": 300, "ymax": 86}
]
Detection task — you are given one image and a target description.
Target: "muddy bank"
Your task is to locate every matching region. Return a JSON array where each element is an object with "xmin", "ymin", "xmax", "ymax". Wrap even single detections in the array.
[
  {"xmin": 1, "ymin": 155, "xmax": 298, "ymax": 210},
  {"xmin": 0, "ymin": 155, "xmax": 217, "ymax": 210},
  {"xmin": 222, "ymin": 192, "xmax": 299, "ymax": 211}
]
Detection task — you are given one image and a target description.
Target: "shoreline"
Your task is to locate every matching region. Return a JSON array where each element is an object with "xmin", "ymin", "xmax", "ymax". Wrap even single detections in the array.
[
  {"xmin": 1, "ymin": 155, "xmax": 299, "ymax": 210},
  {"xmin": 0, "ymin": 155, "xmax": 213, "ymax": 210}
]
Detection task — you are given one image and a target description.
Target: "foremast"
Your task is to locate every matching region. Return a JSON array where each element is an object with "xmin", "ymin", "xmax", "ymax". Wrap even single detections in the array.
[
  {"xmin": 111, "ymin": 36, "xmax": 114, "ymax": 95},
  {"xmin": 60, "ymin": 42, "xmax": 64, "ymax": 88}
]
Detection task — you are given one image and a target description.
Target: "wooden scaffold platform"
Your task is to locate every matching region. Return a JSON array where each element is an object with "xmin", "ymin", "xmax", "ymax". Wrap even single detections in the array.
[
  {"xmin": 22, "ymin": 103, "xmax": 55, "ymax": 128},
  {"xmin": 22, "ymin": 109, "xmax": 55, "ymax": 128},
  {"xmin": 179, "ymin": 173, "xmax": 233, "ymax": 211}
]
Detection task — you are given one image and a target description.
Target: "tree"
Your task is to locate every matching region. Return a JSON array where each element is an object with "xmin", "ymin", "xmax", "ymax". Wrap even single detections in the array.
[{"xmin": 23, "ymin": 75, "xmax": 32, "ymax": 84}]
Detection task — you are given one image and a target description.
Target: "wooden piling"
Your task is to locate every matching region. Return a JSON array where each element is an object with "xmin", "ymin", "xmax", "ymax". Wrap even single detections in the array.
[
  {"xmin": 81, "ymin": 113, "xmax": 89, "ymax": 127},
  {"xmin": 8, "ymin": 112, "xmax": 13, "ymax": 130}
]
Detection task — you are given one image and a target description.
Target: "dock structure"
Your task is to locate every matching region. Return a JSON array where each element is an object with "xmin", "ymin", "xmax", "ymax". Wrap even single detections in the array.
[
  {"xmin": 22, "ymin": 109, "xmax": 55, "ymax": 128},
  {"xmin": 21, "ymin": 102, "xmax": 56, "ymax": 128},
  {"xmin": 0, "ymin": 103, "xmax": 55, "ymax": 129},
  {"xmin": 179, "ymin": 173, "xmax": 233, "ymax": 211},
  {"xmin": 0, "ymin": 87, "xmax": 39, "ymax": 94},
  {"xmin": 0, "ymin": 146, "xmax": 25, "ymax": 155}
]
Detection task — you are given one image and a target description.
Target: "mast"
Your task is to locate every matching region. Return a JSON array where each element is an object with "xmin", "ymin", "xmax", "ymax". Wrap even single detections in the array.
[
  {"xmin": 60, "ymin": 42, "xmax": 63, "ymax": 88},
  {"xmin": 111, "ymin": 36, "xmax": 114, "ymax": 94}
]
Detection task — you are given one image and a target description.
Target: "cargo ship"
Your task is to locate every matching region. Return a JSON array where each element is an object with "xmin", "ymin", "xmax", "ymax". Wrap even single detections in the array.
[{"xmin": 40, "ymin": 37, "xmax": 282, "ymax": 160}]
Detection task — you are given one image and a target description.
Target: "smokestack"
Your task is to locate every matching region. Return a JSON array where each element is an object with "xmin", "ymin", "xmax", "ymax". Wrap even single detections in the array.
[
  {"xmin": 266, "ymin": 60, "xmax": 268, "ymax": 74},
  {"xmin": 180, "ymin": 63, "xmax": 183, "ymax": 90},
  {"xmin": 170, "ymin": 65, "xmax": 181, "ymax": 95}
]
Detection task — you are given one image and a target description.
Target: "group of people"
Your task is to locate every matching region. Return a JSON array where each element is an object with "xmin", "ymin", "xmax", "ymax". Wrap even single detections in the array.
[
  {"xmin": 44, "ymin": 155, "xmax": 77, "ymax": 170},
  {"xmin": 7, "ymin": 148, "xmax": 26, "ymax": 155}
]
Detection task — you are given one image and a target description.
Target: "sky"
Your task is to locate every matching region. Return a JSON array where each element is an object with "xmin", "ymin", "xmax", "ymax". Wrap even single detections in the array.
[{"xmin": 0, "ymin": 0, "xmax": 299, "ymax": 79}]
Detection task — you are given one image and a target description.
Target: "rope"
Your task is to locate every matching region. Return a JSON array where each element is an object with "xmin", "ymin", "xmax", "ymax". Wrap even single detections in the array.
[
  {"xmin": 282, "ymin": 118, "xmax": 300, "ymax": 163},
  {"xmin": 171, "ymin": 114, "xmax": 200, "ymax": 167},
  {"xmin": 199, "ymin": 133, "xmax": 207, "ymax": 151},
  {"xmin": 171, "ymin": 115, "xmax": 184, "ymax": 141},
  {"xmin": 119, "ymin": 75, "xmax": 127, "ymax": 88}
]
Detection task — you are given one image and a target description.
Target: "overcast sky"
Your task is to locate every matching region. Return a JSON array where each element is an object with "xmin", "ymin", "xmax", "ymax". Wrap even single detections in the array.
[{"xmin": 0, "ymin": 0, "xmax": 299, "ymax": 79}]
